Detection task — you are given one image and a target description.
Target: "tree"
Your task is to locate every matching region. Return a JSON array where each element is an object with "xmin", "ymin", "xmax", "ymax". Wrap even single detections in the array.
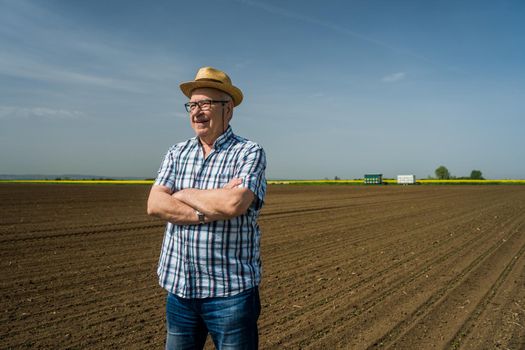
[
  {"xmin": 435, "ymin": 165, "xmax": 451, "ymax": 180},
  {"xmin": 470, "ymin": 170, "xmax": 484, "ymax": 180}
]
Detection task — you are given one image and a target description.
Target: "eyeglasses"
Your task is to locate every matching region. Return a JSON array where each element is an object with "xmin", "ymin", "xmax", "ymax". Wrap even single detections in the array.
[{"xmin": 184, "ymin": 99, "xmax": 229, "ymax": 113}]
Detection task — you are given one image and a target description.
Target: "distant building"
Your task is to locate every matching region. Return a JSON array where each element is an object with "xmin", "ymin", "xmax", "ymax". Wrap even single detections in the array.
[
  {"xmin": 364, "ymin": 174, "xmax": 383, "ymax": 185},
  {"xmin": 397, "ymin": 175, "xmax": 416, "ymax": 185}
]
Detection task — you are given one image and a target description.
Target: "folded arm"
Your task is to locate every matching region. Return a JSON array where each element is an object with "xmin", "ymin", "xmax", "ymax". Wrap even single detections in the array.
[
  {"xmin": 147, "ymin": 185, "xmax": 200, "ymax": 225},
  {"xmin": 147, "ymin": 178, "xmax": 255, "ymax": 224},
  {"xmin": 172, "ymin": 178, "xmax": 254, "ymax": 221}
]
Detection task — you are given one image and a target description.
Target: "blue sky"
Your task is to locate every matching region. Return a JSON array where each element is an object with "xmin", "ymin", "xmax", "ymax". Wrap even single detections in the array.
[{"xmin": 1, "ymin": 0, "xmax": 524, "ymax": 179}]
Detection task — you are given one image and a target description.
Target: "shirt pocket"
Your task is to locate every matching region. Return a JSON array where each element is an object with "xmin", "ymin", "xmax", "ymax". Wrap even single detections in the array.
[
  {"xmin": 196, "ymin": 171, "xmax": 234, "ymax": 189},
  {"xmin": 216, "ymin": 172, "xmax": 234, "ymax": 188}
]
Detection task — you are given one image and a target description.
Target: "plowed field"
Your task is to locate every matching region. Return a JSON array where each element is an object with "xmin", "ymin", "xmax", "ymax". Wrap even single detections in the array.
[{"xmin": 1, "ymin": 184, "xmax": 525, "ymax": 349}]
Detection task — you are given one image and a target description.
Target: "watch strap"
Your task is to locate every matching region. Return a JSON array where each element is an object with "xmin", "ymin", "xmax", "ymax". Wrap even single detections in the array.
[{"xmin": 195, "ymin": 210, "xmax": 205, "ymax": 224}]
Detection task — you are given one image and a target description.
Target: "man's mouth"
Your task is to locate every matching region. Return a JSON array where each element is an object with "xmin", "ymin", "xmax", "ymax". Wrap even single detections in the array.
[{"xmin": 194, "ymin": 116, "xmax": 209, "ymax": 124}]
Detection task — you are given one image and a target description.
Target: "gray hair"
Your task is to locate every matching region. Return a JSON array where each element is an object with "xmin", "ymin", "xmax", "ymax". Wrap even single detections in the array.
[{"xmin": 219, "ymin": 91, "xmax": 233, "ymax": 103}]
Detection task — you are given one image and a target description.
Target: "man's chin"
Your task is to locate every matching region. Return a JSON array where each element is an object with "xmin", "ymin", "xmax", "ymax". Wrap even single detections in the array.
[
  {"xmin": 194, "ymin": 130, "xmax": 218, "ymax": 143},
  {"xmin": 195, "ymin": 129, "xmax": 209, "ymax": 137},
  {"xmin": 193, "ymin": 125, "xmax": 208, "ymax": 134}
]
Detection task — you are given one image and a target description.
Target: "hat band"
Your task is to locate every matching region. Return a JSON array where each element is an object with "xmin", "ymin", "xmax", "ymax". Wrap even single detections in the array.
[{"xmin": 196, "ymin": 78, "xmax": 226, "ymax": 84}]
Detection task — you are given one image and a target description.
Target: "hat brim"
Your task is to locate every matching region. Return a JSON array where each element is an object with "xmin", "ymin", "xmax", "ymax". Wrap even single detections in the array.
[{"xmin": 180, "ymin": 81, "xmax": 243, "ymax": 106}]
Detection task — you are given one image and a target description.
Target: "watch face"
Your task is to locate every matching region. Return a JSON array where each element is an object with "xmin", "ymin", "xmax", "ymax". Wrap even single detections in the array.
[{"xmin": 197, "ymin": 211, "xmax": 205, "ymax": 224}]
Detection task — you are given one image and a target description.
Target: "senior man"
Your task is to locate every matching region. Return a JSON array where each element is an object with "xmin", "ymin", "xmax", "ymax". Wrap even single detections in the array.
[{"xmin": 147, "ymin": 66, "xmax": 266, "ymax": 350}]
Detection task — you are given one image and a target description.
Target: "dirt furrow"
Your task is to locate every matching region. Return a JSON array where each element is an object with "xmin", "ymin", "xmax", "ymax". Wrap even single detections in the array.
[
  {"xmin": 260, "ymin": 200, "xmax": 504, "ymax": 326},
  {"xmin": 261, "ymin": 194, "xmax": 523, "ymax": 348},
  {"xmin": 447, "ymin": 222, "xmax": 525, "ymax": 349},
  {"xmin": 377, "ymin": 212, "xmax": 525, "ymax": 349}
]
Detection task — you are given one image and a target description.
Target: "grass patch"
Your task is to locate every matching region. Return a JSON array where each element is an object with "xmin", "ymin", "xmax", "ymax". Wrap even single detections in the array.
[{"xmin": 2, "ymin": 179, "xmax": 524, "ymax": 186}]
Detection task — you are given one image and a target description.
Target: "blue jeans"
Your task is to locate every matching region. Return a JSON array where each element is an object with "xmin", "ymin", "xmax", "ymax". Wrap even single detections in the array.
[{"xmin": 165, "ymin": 287, "xmax": 260, "ymax": 350}]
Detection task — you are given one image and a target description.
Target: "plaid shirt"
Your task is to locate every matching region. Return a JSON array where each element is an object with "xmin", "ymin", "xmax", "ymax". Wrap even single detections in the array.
[{"xmin": 154, "ymin": 126, "xmax": 266, "ymax": 298}]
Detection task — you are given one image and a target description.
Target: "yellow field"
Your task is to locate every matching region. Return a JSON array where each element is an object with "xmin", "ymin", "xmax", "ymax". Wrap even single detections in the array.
[
  {"xmin": 1, "ymin": 179, "xmax": 524, "ymax": 185},
  {"xmin": 268, "ymin": 179, "xmax": 525, "ymax": 185},
  {"xmin": 415, "ymin": 179, "xmax": 525, "ymax": 184}
]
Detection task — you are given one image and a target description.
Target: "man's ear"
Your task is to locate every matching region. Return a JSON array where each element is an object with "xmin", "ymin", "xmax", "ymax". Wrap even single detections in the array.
[
  {"xmin": 226, "ymin": 101, "xmax": 234, "ymax": 121},
  {"xmin": 226, "ymin": 112, "xmax": 233, "ymax": 124}
]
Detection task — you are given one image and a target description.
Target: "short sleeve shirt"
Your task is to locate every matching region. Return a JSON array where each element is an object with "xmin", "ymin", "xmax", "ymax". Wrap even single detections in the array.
[{"xmin": 154, "ymin": 126, "xmax": 267, "ymax": 298}]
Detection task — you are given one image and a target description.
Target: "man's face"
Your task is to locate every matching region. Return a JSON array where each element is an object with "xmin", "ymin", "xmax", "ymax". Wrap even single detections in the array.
[{"xmin": 189, "ymin": 88, "xmax": 232, "ymax": 144}]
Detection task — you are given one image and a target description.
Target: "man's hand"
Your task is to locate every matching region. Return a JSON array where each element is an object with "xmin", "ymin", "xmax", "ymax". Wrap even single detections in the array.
[{"xmin": 223, "ymin": 178, "xmax": 243, "ymax": 189}]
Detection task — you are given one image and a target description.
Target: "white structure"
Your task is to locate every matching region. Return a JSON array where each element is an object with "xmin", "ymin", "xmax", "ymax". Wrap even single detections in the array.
[{"xmin": 397, "ymin": 174, "xmax": 416, "ymax": 185}]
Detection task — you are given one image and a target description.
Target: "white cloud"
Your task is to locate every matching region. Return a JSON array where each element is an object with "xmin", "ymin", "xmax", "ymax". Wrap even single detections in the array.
[
  {"xmin": 0, "ymin": 53, "xmax": 147, "ymax": 93},
  {"xmin": 237, "ymin": 0, "xmax": 396, "ymax": 51},
  {"xmin": 235, "ymin": 0, "xmax": 443, "ymax": 68},
  {"xmin": 0, "ymin": 106, "xmax": 83, "ymax": 120},
  {"xmin": 0, "ymin": 1, "xmax": 187, "ymax": 95},
  {"xmin": 382, "ymin": 72, "xmax": 406, "ymax": 83}
]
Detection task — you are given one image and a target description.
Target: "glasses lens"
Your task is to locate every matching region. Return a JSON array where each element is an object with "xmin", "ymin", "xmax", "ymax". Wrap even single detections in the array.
[
  {"xmin": 185, "ymin": 100, "xmax": 217, "ymax": 112},
  {"xmin": 199, "ymin": 100, "xmax": 212, "ymax": 110}
]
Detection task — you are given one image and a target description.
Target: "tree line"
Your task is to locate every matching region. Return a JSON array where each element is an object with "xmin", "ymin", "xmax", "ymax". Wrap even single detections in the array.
[{"xmin": 434, "ymin": 166, "xmax": 484, "ymax": 180}]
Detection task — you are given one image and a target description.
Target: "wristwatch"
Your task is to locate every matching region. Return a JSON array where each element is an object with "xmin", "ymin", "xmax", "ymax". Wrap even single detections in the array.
[{"xmin": 195, "ymin": 210, "xmax": 205, "ymax": 225}]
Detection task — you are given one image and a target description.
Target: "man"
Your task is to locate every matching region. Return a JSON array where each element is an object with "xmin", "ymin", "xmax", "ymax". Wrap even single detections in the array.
[{"xmin": 147, "ymin": 66, "xmax": 266, "ymax": 350}]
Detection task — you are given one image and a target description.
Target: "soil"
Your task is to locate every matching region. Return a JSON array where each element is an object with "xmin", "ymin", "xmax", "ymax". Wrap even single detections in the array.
[{"xmin": 1, "ymin": 184, "xmax": 524, "ymax": 349}]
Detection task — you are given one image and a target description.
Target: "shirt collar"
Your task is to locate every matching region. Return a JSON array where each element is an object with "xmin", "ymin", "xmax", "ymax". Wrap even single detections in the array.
[{"xmin": 213, "ymin": 126, "xmax": 234, "ymax": 149}]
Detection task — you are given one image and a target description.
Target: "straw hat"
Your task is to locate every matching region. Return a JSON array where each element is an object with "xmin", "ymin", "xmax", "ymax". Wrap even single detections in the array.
[{"xmin": 180, "ymin": 67, "xmax": 243, "ymax": 106}]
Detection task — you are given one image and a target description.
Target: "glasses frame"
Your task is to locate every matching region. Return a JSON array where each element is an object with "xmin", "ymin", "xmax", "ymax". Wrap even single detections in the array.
[{"xmin": 184, "ymin": 99, "xmax": 230, "ymax": 113}]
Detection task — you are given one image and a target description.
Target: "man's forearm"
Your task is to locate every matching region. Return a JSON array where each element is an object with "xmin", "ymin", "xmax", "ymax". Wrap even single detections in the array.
[
  {"xmin": 147, "ymin": 188, "xmax": 200, "ymax": 225},
  {"xmin": 173, "ymin": 187, "xmax": 251, "ymax": 221}
]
